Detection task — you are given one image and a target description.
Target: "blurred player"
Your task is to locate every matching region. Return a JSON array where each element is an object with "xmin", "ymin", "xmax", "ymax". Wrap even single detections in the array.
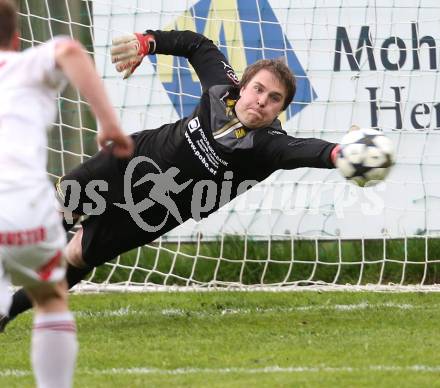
[
  {"xmin": 3, "ymin": 29, "xmax": 340, "ymax": 330},
  {"xmin": 0, "ymin": 1, "xmax": 133, "ymax": 387}
]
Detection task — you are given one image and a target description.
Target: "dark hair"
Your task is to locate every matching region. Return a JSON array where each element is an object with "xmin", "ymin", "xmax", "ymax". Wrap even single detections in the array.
[
  {"xmin": 0, "ymin": 0, "xmax": 17, "ymax": 48},
  {"xmin": 239, "ymin": 58, "xmax": 296, "ymax": 111}
]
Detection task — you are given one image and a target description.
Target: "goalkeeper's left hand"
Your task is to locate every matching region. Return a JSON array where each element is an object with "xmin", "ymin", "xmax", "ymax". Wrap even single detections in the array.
[
  {"xmin": 111, "ymin": 32, "xmax": 155, "ymax": 79},
  {"xmin": 330, "ymin": 125, "xmax": 360, "ymax": 166}
]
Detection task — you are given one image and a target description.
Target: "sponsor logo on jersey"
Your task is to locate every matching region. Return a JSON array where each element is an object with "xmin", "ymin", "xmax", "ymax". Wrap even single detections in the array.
[
  {"xmin": 150, "ymin": 0, "xmax": 317, "ymax": 122},
  {"xmin": 188, "ymin": 117, "xmax": 201, "ymax": 133},
  {"xmin": 221, "ymin": 60, "xmax": 239, "ymax": 85}
]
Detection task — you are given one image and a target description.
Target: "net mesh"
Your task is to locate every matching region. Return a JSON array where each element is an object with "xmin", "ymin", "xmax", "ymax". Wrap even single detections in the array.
[{"xmin": 19, "ymin": 0, "xmax": 440, "ymax": 289}]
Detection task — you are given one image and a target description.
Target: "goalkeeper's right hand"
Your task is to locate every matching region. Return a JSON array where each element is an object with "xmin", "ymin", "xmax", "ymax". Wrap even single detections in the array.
[{"xmin": 111, "ymin": 32, "xmax": 155, "ymax": 79}]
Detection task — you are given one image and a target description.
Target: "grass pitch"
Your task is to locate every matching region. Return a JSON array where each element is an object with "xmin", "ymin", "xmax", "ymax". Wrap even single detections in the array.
[{"xmin": 1, "ymin": 291, "xmax": 440, "ymax": 387}]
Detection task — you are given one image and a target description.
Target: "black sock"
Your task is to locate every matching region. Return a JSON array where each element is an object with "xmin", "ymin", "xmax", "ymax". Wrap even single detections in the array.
[
  {"xmin": 7, "ymin": 288, "xmax": 32, "ymax": 320},
  {"xmin": 65, "ymin": 263, "xmax": 93, "ymax": 289},
  {"xmin": 7, "ymin": 263, "xmax": 93, "ymax": 321}
]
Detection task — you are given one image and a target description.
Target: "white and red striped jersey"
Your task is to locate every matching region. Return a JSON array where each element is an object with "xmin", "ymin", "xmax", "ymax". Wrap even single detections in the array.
[
  {"xmin": 0, "ymin": 38, "xmax": 68, "ymax": 191},
  {"xmin": 0, "ymin": 38, "xmax": 69, "ymax": 269}
]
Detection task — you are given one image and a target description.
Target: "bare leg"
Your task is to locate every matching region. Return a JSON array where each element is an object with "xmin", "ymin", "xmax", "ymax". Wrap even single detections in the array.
[{"xmin": 65, "ymin": 227, "xmax": 87, "ymax": 268}]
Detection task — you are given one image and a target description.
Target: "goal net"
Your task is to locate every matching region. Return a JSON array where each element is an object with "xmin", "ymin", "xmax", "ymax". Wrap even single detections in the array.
[{"xmin": 20, "ymin": 0, "xmax": 440, "ymax": 290}]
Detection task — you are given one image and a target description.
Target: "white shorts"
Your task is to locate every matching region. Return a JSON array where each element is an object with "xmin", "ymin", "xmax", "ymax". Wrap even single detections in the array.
[{"xmin": 0, "ymin": 184, "xmax": 66, "ymax": 288}]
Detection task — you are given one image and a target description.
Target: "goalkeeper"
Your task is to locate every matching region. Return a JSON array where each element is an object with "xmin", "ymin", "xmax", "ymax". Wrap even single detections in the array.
[{"xmin": 1, "ymin": 29, "xmax": 340, "ymax": 330}]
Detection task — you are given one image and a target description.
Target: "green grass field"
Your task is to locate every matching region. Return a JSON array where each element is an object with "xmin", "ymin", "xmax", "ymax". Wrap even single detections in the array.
[{"xmin": 1, "ymin": 291, "xmax": 440, "ymax": 387}]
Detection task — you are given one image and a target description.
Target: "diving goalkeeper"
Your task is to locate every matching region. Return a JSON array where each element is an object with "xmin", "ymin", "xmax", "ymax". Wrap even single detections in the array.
[{"xmin": 1, "ymin": 29, "xmax": 340, "ymax": 331}]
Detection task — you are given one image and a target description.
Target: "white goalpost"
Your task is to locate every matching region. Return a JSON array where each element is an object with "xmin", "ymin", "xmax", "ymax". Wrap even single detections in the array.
[{"xmin": 19, "ymin": 0, "xmax": 440, "ymax": 290}]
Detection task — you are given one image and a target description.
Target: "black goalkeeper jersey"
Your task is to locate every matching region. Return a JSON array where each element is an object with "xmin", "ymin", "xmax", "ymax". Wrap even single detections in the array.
[
  {"xmin": 130, "ymin": 30, "xmax": 336, "ymax": 220},
  {"xmin": 63, "ymin": 29, "xmax": 337, "ymax": 264}
]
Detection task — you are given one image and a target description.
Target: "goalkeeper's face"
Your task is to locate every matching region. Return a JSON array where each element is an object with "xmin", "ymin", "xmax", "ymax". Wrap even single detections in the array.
[{"xmin": 235, "ymin": 69, "xmax": 286, "ymax": 129}]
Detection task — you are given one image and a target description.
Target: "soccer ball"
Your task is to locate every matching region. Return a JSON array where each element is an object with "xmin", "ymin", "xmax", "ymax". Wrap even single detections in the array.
[{"xmin": 335, "ymin": 128, "xmax": 395, "ymax": 187}]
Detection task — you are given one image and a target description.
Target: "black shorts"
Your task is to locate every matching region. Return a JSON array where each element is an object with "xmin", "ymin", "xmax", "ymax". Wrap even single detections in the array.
[
  {"xmin": 80, "ymin": 203, "xmax": 181, "ymax": 267},
  {"xmin": 60, "ymin": 148, "xmax": 185, "ymax": 267}
]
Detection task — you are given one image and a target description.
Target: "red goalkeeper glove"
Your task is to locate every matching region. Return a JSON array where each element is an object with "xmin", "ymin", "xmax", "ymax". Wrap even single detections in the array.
[{"xmin": 110, "ymin": 32, "xmax": 156, "ymax": 79}]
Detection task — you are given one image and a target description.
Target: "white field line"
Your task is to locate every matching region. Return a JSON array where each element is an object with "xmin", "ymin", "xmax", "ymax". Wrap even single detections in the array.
[
  {"xmin": 2, "ymin": 365, "xmax": 440, "ymax": 378},
  {"xmin": 74, "ymin": 302, "xmax": 423, "ymax": 319}
]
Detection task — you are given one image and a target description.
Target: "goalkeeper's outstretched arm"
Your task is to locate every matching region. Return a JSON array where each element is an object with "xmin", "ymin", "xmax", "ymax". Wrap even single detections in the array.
[
  {"xmin": 111, "ymin": 30, "xmax": 238, "ymax": 90},
  {"xmin": 54, "ymin": 39, "xmax": 133, "ymax": 158}
]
